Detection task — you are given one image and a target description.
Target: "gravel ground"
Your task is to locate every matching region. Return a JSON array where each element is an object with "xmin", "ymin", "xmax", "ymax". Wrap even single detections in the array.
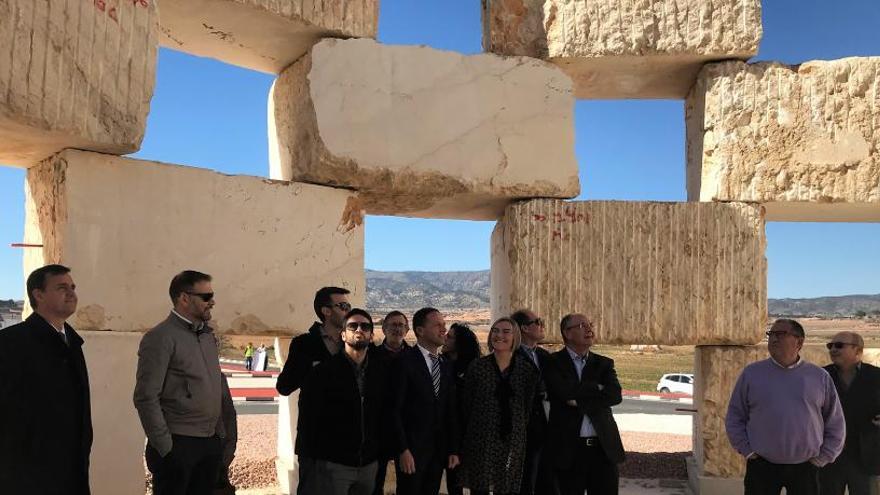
[{"xmin": 214, "ymin": 416, "xmax": 692, "ymax": 490}]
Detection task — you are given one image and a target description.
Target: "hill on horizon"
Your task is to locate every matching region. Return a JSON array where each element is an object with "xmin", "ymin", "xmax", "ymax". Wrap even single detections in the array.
[{"xmin": 366, "ymin": 269, "xmax": 880, "ymax": 317}]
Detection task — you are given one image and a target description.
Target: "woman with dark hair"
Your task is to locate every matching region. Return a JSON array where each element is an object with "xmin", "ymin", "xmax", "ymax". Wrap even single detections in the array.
[
  {"xmin": 441, "ymin": 322, "xmax": 481, "ymax": 495},
  {"xmin": 459, "ymin": 317, "xmax": 538, "ymax": 495}
]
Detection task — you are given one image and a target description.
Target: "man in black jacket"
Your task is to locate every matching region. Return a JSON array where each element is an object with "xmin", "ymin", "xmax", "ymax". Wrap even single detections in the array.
[
  {"xmin": 512, "ymin": 309, "xmax": 556, "ymax": 495},
  {"xmin": 544, "ymin": 313, "xmax": 625, "ymax": 495},
  {"xmin": 275, "ymin": 286, "xmax": 351, "ymax": 494},
  {"xmin": 820, "ymin": 331, "xmax": 880, "ymax": 495},
  {"xmin": 303, "ymin": 308, "xmax": 390, "ymax": 495},
  {"xmin": 0, "ymin": 264, "xmax": 92, "ymax": 495},
  {"xmin": 390, "ymin": 307, "xmax": 460, "ymax": 495}
]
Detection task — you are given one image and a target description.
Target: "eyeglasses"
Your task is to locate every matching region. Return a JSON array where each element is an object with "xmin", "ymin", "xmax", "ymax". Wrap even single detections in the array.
[
  {"xmin": 826, "ymin": 342, "xmax": 856, "ymax": 350},
  {"xmin": 765, "ymin": 330, "xmax": 795, "ymax": 338},
  {"xmin": 523, "ymin": 318, "xmax": 544, "ymax": 327},
  {"xmin": 186, "ymin": 292, "xmax": 214, "ymax": 302},
  {"xmin": 331, "ymin": 302, "xmax": 352, "ymax": 312},
  {"xmin": 564, "ymin": 322, "xmax": 593, "ymax": 332},
  {"xmin": 346, "ymin": 321, "xmax": 374, "ymax": 332}
]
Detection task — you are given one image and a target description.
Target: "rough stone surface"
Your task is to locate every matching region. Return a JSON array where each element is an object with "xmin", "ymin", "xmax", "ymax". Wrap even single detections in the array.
[
  {"xmin": 269, "ymin": 38, "xmax": 580, "ymax": 220},
  {"xmin": 23, "ymin": 149, "xmax": 364, "ymax": 334},
  {"xmin": 694, "ymin": 344, "xmax": 880, "ymax": 478},
  {"xmin": 158, "ymin": 0, "xmax": 378, "ymax": 74},
  {"xmin": 687, "ymin": 58, "xmax": 880, "ymax": 222},
  {"xmin": 80, "ymin": 331, "xmax": 144, "ymax": 495},
  {"xmin": 0, "ymin": 0, "xmax": 156, "ymax": 166},
  {"xmin": 482, "ymin": 0, "xmax": 761, "ymax": 98},
  {"xmin": 491, "ymin": 199, "xmax": 766, "ymax": 345}
]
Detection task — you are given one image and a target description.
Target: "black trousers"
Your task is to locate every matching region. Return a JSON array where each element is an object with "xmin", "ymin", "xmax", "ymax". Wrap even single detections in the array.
[
  {"xmin": 555, "ymin": 439, "xmax": 618, "ymax": 495},
  {"xmin": 744, "ymin": 457, "xmax": 819, "ymax": 495},
  {"xmin": 522, "ymin": 436, "xmax": 557, "ymax": 495},
  {"xmin": 145, "ymin": 435, "xmax": 222, "ymax": 495},
  {"xmin": 395, "ymin": 449, "xmax": 445, "ymax": 495},
  {"xmin": 819, "ymin": 450, "xmax": 872, "ymax": 495}
]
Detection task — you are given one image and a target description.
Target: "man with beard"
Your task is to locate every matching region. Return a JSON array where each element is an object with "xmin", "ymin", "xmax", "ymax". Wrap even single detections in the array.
[
  {"xmin": 390, "ymin": 307, "xmax": 460, "ymax": 495},
  {"xmin": 0, "ymin": 264, "xmax": 92, "ymax": 494},
  {"xmin": 134, "ymin": 270, "xmax": 231, "ymax": 495},
  {"xmin": 303, "ymin": 308, "xmax": 390, "ymax": 495},
  {"xmin": 275, "ymin": 286, "xmax": 351, "ymax": 494},
  {"xmin": 726, "ymin": 318, "xmax": 845, "ymax": 495}
]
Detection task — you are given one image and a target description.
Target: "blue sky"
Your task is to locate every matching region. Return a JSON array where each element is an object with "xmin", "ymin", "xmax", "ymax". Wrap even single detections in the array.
[{"xmin": 1, "ymin": 0, "xmax": 878, "ymax": 299}]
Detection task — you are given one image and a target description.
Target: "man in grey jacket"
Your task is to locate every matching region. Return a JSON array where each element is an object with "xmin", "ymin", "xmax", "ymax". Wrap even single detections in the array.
[{"xmin": 134, "ymin": 270, "xmax": 230, "ymax": 495}]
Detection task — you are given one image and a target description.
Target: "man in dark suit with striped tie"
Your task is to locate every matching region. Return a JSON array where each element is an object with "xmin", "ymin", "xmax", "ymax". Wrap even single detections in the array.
[{"xmin": 390, "ymin": 307, "xmax": 460, "ymax": 495}]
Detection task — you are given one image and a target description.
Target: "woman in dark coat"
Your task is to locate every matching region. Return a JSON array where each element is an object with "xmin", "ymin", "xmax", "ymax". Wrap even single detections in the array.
[
  {"xmin": 460, "ymin": 317, "xmax": 538, "ymax": 495},
  {"xmin": 442, "ymin": 323, "xmax": 482, "ymax": 495}
]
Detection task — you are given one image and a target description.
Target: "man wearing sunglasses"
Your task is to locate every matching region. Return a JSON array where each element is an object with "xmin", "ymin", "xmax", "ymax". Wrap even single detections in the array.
[
  {"xmin": 726, "ymin": 318, "xmax": 845, "ymax": 495},
  {"xmin": 302, "ymin": 308, "xmax": 390, "ymax": 495},
  {"xmin": 276, "ymin": 286, "xmax": 351, "ymax": 494},
  {"xmin": 819, "ymin": 331, "xmax": 880, "ymax": 495},
  {"xmin": 511, "ymin": 309, "xmax": 555, "ymax": 495},
  {"xmin": 134, "ymin": 270, "xmax": 231, "ymax": 495}
]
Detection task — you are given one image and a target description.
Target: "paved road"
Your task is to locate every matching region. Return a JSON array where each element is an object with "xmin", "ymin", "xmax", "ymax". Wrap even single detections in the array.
[{"xmin": 234, "ymin": 397, "xmax": 693, "ymax": 416}]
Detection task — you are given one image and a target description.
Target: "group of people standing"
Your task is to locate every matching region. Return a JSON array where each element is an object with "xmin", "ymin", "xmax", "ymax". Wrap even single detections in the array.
[
  {"xmin": 243, "ymin": 342, "xmax": 269, "ymax": 372},
  {"xmin": 277, "ymin": 286, "xmax": 626, "ymax": 495}
]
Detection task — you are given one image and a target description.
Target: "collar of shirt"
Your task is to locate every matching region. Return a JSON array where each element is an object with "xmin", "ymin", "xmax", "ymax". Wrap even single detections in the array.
[
  {"xmin": 345, "ymin": 351, "xmax": 368, "ymax": 371},
  {"xmin": 383, "ymin": 340, "xmax": 406, "ymax": 353},
  {"xmin": 171, "ymin": 309, "xmax": 207, "ymax": 332},
  {"xmin": 769, "ymin": 355, "xmax": 803, "ymax": 369},
  {"xmin": 565, "ymin": 346, "xmax": 589, "ymax": 363}
]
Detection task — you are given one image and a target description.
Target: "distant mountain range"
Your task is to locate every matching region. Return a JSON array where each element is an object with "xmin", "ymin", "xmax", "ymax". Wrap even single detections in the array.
[{"xmin": 366, "ymin": 270, "xmax": 880, "ymax": 317}]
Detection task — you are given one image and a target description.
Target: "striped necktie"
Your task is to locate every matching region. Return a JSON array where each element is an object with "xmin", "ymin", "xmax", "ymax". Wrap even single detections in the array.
[{"xmin": 430, "ymin": 354, "xmax": 441, "ymax": 397}]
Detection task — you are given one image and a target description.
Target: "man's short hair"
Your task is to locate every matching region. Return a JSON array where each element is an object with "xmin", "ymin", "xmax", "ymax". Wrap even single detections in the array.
[
  {"xmin": 833, "ymin": 331, "xmax": 865, "ymax": 350},
  {"xmin": 510, "ymin": 309, "xmax": 533, "ymax": 328},
  {"xmin": 412, "ymin": 307, "xmax": 440, "ymax": 332},
  {"xmin": 313, "ymin": 286, "xmax": 351, "ymax": 322},
  {"xmin": 26, "ymin": 264, "xmax": 71, "ymax": 308},
  {"xmin": 382, "ymin": 310, "xmax": 409, "ymax": 328},
  {"xmin": 169, "ymin": 270, "xmax": 212, "ymax": 303},
  {"xmin": 344, "ymin": 308, "xmax": 373, "ymax": 327},
  {"xmin": 774, "ymin": 318, "xmax": 805, "ymax": 338}
]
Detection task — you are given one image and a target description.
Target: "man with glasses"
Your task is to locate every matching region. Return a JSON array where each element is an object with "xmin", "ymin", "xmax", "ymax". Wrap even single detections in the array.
[
  {"xmin": 511, "ymin": 309, "xmax": 555, "ymax": 495},
  {"xmin": 390, "ymin": 307, "xmax": 460, "ymax": 495},
  {"xmin": 276, "ymin": 286, "xmax": 351, "ymax": 494},
  {"xmin": 726, "ymin": 318, "xmax": 845, "ymax": 495},
  {"xmin": 134, "ymin": 270, "xmax": 231, "ymax": 495},
  {"xmin": 303, "ymin": 308, "xmax": 390, "ymax": 495},
  {"xmin": 544, "ymin": 313, "xmax": 625, "ymax": 495},
  {"xmin": 819, "ymin": 331, "xmax": 880, "ymax": 495},
  {"xmin": 0, "ymin": 265, "xmax": 92, "ymax": 494}
]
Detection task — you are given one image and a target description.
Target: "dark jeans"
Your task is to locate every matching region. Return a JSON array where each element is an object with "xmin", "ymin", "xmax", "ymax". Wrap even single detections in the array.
[
  {"xmin": 297, "ymin": 456, "xmax": 317, "ymax": 495},
  {"xmin": 145, "ymin": 435, "xmax": 222, "ymax": 495},
  {"xmin": 245, "ymin": 357, "xmax": 253, "ymax": 370},
  {"xmin": 445, "ymin": 464, "xmax": 463, "ymax": 495},
  {"xmin": 744, "ymin": 457, "xmax": 819, "ymax": 495},
  {"xmin": 316, "ymin": 460, "xmax": 378, "ymax": 495},
  {"xmin": 555, "ymin": 439, "xmax": 618, "ymax": 495},
  {"xmin": 820, "ymin": 451, "xmax": 872, "ymax": 495},
  {"xmin": 522, "ymin": 437, "xmax": 557, "ymax": 495}
]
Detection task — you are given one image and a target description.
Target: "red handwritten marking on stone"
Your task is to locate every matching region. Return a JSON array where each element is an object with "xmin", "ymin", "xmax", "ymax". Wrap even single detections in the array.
[{"xmin": 532, "ymin": 209, "xmax": 590, "ymax": 224}]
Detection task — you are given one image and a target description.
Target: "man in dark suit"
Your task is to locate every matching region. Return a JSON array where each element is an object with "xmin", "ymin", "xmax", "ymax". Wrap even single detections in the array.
[
  {"xmin": 512, "ymin": 309, "xmax": 556, "ymax": 495},
  {"xmin": 275, "ymin": 286, "xmax": 351, "ymax": 495},
  {"xmin": 544, "ymin": 313, "xmax": 625, "ymax": 495},
  {"xmin": 820, "ymin": 331, "xmax": 880, "ymax": 495},
  {"xmin": 390, "ymin": 307, "xmax": 460, "ymax": 495},
  {"xmin": 0, "ymin": 264, "xmax": 93, "ymax": 494}
]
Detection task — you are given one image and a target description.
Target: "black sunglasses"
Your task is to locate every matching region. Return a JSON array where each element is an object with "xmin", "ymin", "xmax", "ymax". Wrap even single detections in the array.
[
  {"xmin": 330, "ymin": 302, "xmax": 352, "ymax": 312},
  {"xmin": 346, "ymin": 321, "xmax": 374, "ymax": 332},
  {"xmin": 186, "ymin": 292, "xmax": 214, "ymax": 302},
  {"xmin": 826, "ymin": 342, "xmax": 855, "ymax": 350},
  {"xmin": 524, "ymin": 318, "xmax": 544, "ymax": 327}
]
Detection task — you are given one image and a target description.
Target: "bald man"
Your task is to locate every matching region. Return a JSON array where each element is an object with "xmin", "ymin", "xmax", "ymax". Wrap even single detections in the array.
[{"xmin": 819, "ymin": 331, "xmax": 880, "ymax": 495}]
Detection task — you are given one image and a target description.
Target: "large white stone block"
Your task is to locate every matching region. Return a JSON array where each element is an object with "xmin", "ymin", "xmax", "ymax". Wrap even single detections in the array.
[
  {"xmin": 482, "ymin": 0, "xmax": 761, "ymax": 98},
  {"xmin": 491, "ymin": 199, "xmax": 767, "ymax": 345},
  {"xmin": 687, "ymin": 58, "xmax": 880, "ymax": 222},
  {"xmin": 80, "ymin": 331, "xmax": 144, "ymax": 495},
  {"xmin": 158, "ymin": 0, "xmax": 378, "ymax": 74},
  {"xmin": 23, "ymin": 149, "xmax": 364, "ymax": 334},
  {"xmin": 269, "ymin": 38, "xmax": 580, "ymax": 220},
  {"xmin": 0, "ymin": 0, "xmax": 156, "ymax": 166}
]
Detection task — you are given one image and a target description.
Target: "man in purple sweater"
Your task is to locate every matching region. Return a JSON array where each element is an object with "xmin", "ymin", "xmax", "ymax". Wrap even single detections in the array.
[{"xmin": 726, "ymin": 318, "xmax": 845, "ymax": 495}]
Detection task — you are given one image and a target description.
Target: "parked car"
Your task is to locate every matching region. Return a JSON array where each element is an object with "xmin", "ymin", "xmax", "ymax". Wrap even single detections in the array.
[{"xmin": 656, "ymin": 373, "xmax": 694, "ymax": 395}]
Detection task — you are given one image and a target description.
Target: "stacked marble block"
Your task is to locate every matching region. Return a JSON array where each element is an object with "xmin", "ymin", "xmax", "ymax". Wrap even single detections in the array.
[
  {"xmin": 482, "ymin": 2, "xmax": 879, "ymax": 494},
  {"xmin": 1, "ymin": 1, "xmax": 372, "ymax": 494}
]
